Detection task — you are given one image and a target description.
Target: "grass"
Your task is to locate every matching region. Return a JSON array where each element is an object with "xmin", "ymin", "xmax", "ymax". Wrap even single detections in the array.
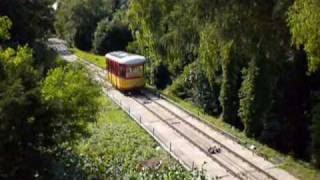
[
  {"xmin": 160, "ymin": 89, "xmax": 320, "ymax": 180},
  {"xmin": 63, "ymin": 97, "xmax": 195, "ymax": 179},
  {"xmin": 70, "ymin": 48, "xmax": 105, "ymax": 69}
]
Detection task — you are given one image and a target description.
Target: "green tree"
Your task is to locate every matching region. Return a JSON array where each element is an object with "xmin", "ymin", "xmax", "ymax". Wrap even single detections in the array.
[
  {"xmin": 93, "ymin": 13, "xmax": 132, "ymax": 55},
  {"xmin": 0, "ymin": 16, "xmax": 12, "ymax": 41},
  {"xmin": 128, "ymin": 0, "xmax": 199, "ymax": 87},
  {"xmin": 55, "ymin": 0, "xmax": 112, "ymax": 50},
  {"xmin": 218, "ymin": 42, "xmax": 242, "ymax": 127},
  {"xmin": 0, "ymin": 2, "xmax": 106, "ymax": 178},
  {"xmin": 238, "ymin": 59, "xmax": 273, "ymax": 138},
  {"xmin": 0, "ymin": 0, "xmax": 54, "ymax": 44},
  {"xmin": 41, "ymin": 63, "xmax": 101, "ymax": 142},
  {"xmin": 128, "ymin": 0, "xmax": 166, "ymax": 85},
  {"xmin": 288, "ymin": 0, "xmax": 320, "ymax": 164},
  {"xmin": 0, "ymin": 46, "xmax": 50, "ymax": 179},
  {"xmin": 198, "ymin": 16, "xmax": 243, "ymax": 127},
  {"xmin": 128, "ymin": 0, "xmax": 318, "ymax": 165},
  {"xmin": 288, "ymin": 0, "xmax": 320, "ymax": 73},
  {"xmin": 0, "ymin": 50, "xmax": 102, "ymax": 178},
  {"xmin": 0, "ymin": 19, "xmax": 102, "ymax": 177}
]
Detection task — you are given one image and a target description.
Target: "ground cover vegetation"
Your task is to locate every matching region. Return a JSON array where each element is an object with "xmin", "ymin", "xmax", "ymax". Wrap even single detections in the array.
[
  {"xmin": 55, "ymin": 97, "xmax": 196, "ymax": 179},
  {"xmin": 70, "ymin": 48, "xmax": 106, "ymax": 68},
  {"xmin": 126, "ymin": 0, "xmax": 320, "ymax": 175}
]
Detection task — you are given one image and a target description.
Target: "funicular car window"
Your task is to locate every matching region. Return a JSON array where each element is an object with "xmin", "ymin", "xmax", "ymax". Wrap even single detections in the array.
[
  {"xmin": 115, "ymin": 62, "xmax": 119, "ymax": 76},
  {"xmin": 126, "ymin": 65, "xmax": 143, "ymax": 78},
  {"xmin": 111, "ymin": 61, "xmax": 114, "ymax": 73},
  {"xmin": 108, "ymin": 59, "xmax": 112, "ymax": 72},
  {"xmin": 120, "ymin": 65, "xmax": 126, "ymax": 78}
]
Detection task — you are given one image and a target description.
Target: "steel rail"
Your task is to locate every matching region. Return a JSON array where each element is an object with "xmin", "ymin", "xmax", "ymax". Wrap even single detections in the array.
[
  {"xmin": 138, "ymin": 94, "xmax": 262, "ymax": 180},
  {"xmin": 142, "ymin": 91, "xmax": 277, "ymax": 180},
  {"xmin": 131, "ymin": 95, "xmax": 244, "ymax": 180},
  {"xmin": 144, "ymin": 97, "xmax": 261, "ymax": 180}
]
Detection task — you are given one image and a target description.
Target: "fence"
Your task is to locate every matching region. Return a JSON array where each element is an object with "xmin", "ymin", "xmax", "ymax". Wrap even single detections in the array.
[{"xmin": 107, "ymin": 93, "xmax": 200, "ymax": 172}]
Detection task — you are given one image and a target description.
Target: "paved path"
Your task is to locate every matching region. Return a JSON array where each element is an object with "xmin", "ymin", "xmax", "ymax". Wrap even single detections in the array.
[{"xmin": 48, "ymin": 38, "xmax": 299, "ymax": 180}]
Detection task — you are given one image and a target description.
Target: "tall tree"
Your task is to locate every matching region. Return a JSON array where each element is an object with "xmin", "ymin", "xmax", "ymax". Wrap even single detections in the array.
[
  {"xmin": 0, "ymin": 45, "xmax": 51, "ymax": 179},
  {"xmin": 0, "ymin": 0, "xmax": 54, "ymax": 44},
  {"xmin": 288, "ymin": 0, "xmax": 320, "ymax": 166},
  {"xmin": 128, "ymin": 0, "xmax": 199, "ymax": 87},
  {"xmin": 93, "ymin": 11, "xmax": 132, "ymax": 54},
  {"xmin": 128, "ymin": 0, "xmax": 318, "ymax": 165},
  {"xmin": 288, "ymin": 0, "xmax": 320, "ymax": 73},
  {"xmin": 55, "ymin": 0, "xmax": 112, "ymax": 50}
]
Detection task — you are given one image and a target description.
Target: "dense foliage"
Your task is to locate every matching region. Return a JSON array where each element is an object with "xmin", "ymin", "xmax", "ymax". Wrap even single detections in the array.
[
  {"xmin": 0, "ymin": 9, "xmax": 101, "ymax": 179},
  {"xmin": 288, "ymin": 0, "xmax": 320, "ymax": 166},
  {"xmin": 55, "ymin": 0, "xmax": 132, "ymax": 52},
  {"xmin": 0, "ymin": 16, "xmax": 11, "ymax": 41},
  {"xmin": 288, "ymin": 0, "xmax": 320, "ymax": 73},
  {"xmin": 2, "ymin": 0, "xmax": 320, "ymax": 178},
  {"xmin": 0, "ymin": 45, "xmax": 46, "ymax": 179},
  {"xmin": 0, "ymin": 44, "xmax": 102, "ymax": 178},
  {"xmin": 92, "ymin": 11, "xmax": 132, "ymax": 55},
  {"xmin": 54, "ymin": 0, "xmax": 111, "ymax": 50},
  {"xmin": 41, "ymin": 64, "xmax": 101, "ymax": 142},
  {"xmin": 0, "ymin": 0, "xmax": 54, "ymax": 44},
  {"xmin": 128, "ymin": 0, "xmax": 320, "ymax": 168},
  {"xmin": 1, "ymin": 2, "xmax": 195, "ymax": 179}
]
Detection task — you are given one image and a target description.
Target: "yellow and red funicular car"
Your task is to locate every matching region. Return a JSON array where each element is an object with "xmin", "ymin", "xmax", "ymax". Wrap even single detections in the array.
[{"xmin": 106, "ymin": 51, "xmax": 146, "ymax": 91}]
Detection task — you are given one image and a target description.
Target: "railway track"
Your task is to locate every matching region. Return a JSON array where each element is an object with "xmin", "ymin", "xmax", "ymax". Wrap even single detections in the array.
[
  {"xmin": 66, "ymin": 56, "xmax": 277, "ymax": 180},
  {"xmin": 132, "ymin": 95, "xmax": 244, "ymax": 179},
  {"xmin": 48, "ymin": 40, "xmax": 280, "ymax": 179},
  {"xmin": 130, "ymin": 93, "xmax": 276, "ymax": 180},
  {"xmin": 49, "ymin": 38, "xmax": 297, "ymax": 180},
  {"xmin": 79, "ymin": 58, "xmax": 277, "ymax": 180}
]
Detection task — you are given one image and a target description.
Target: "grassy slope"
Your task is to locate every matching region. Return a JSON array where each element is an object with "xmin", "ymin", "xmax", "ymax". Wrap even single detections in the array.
[
  {"xmin": 70, "ymin": 48, "xmax": 106, "ymax": 69},
  {"xmin": 161, "ymin": 90, "xmax": 320, "ymax": 180},
  {"xmin": 71, "ymin": 97, "xmax": 192, "ymax": 179}
]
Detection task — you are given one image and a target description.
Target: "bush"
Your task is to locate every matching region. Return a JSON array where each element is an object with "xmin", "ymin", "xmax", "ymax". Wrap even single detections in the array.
[
  {"xmin": 193, "ymin": 69, "xmax": 222, "ymax": 116},
  {"xmin": 0, "ymin": 16, "xmax": 12, "ymax": 41},
  {"xmin": 41, "ymin": 63, "xmax": 101, "ymax": 142},
  {"xmin": 0, "ymin": 45, "xmax": 101, "ymax": 178},
  {"xmin": 166, "ymin": 62, "xmax": 222, "ymax": 115},
  {"xmin": 55, "ymin": 0, "xmax": 112, "ymax": 50},
  {"xmin": 0, "ymin": 46, "xmax": 56, "ymax": 179},
  {"xmin": 93, "ymin": 17, "xmax": 132, "ymax": 55}
]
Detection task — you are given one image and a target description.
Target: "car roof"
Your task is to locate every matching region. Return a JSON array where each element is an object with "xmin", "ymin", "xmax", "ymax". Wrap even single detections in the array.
[{"xmin": 105, "ymin": 51, "xmax": 146, "ymax": 65}]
